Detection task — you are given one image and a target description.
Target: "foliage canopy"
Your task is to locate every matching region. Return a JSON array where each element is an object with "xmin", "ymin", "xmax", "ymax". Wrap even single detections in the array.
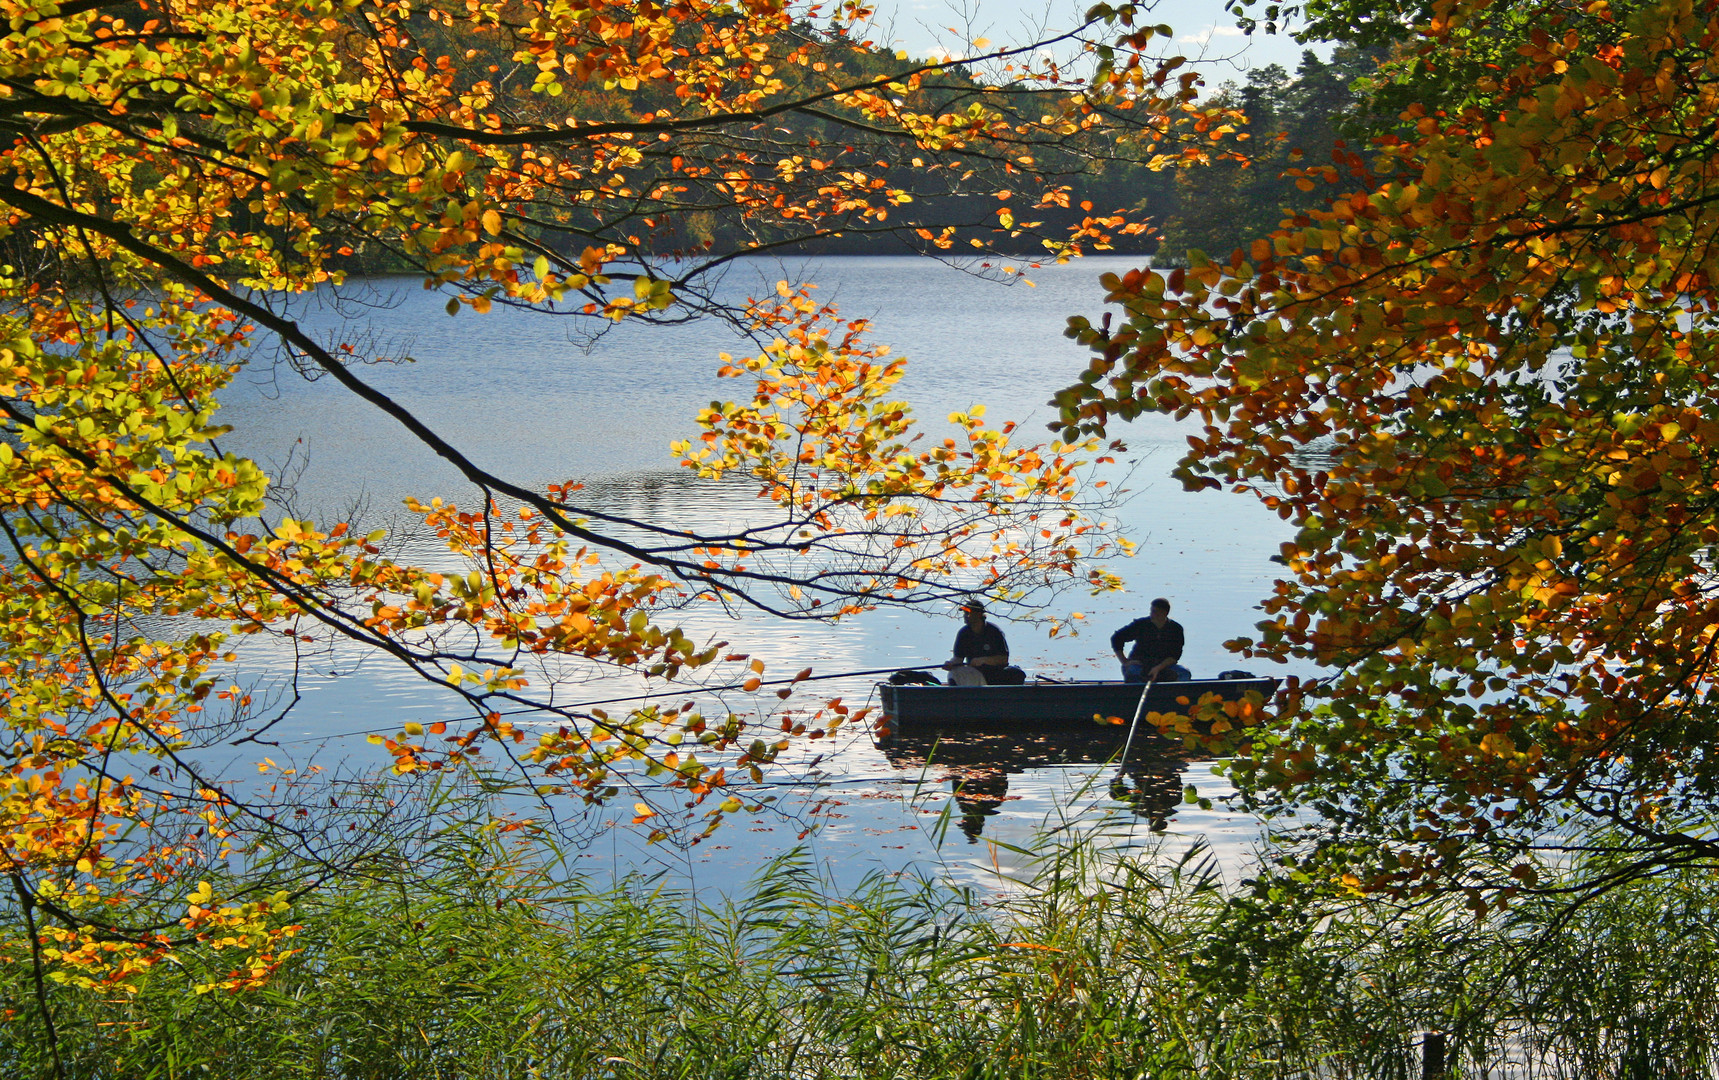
[
  {"xmin": 0, "ymin": 0, "xmax": 1231, "ymax": 1028},
  {"xmin": 1059, "ymin": 0, "xmax": 1719, "ymax": 907}
]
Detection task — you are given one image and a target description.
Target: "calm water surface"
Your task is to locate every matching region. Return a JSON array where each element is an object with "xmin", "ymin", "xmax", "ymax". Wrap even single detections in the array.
[{"xmin": 210, "ymin": 255, "xmax": 1304, "ymax": 894}]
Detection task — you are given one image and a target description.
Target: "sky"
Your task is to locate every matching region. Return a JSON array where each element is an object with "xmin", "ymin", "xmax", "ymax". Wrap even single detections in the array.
[{"xmin": 856, "ymin": 0, "xmax": 1327, "ymax": 77}]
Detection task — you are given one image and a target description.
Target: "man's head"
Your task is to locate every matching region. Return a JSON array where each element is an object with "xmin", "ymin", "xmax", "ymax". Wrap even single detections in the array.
[
  {"xmin": 963, "ymin": 601, "xmax": 986, "ymax": 629},
  {"xmin": 1150, "ymin": 597, "xmax": 1170, "ymax": 624}
]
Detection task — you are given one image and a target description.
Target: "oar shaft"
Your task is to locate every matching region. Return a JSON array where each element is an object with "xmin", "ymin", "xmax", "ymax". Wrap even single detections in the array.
[
  {"xmin": 562, "ymin": 663, "xmax": 944, "ymax": 712},
  {"xmin": 1115, "ymin": 674, "xmax": 1159, "ymax": 777}
]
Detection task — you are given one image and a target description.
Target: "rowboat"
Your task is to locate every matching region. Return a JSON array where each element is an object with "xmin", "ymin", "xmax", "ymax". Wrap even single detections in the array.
[{"xmin": 872, "ymin": 676, "xmax": 1279, "ymax": 742}]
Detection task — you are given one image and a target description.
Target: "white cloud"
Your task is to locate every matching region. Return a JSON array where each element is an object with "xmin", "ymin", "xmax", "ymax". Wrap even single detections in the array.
[{"xmin": 1179, "ymin": 24, "xmax": 1246, "ymax": 45}]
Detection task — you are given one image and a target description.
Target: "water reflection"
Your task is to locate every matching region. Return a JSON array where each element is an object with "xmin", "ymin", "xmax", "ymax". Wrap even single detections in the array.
[
  {"xmin": 880, "ymin": 730, "xmax": 1193, "ymax": 843},
  {"xmin": 1108, "ymin": 760, "xmax": 1187, "ymax": 832}
]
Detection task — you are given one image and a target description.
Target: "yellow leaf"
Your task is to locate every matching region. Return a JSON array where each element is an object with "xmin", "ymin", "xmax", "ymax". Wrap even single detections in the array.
[{"xmin": 1480, "ymin": 732, "xmax": 1516, "ymax": 756}]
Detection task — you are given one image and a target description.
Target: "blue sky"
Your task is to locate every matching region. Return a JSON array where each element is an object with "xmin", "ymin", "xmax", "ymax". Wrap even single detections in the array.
[{"xmin": 857, "ymin": 0, "xmax": 1326, "ymax": 77}]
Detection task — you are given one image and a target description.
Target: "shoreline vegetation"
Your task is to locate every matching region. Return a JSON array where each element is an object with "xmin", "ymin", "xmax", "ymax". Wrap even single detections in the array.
[{"xmin": 4, "ymin": 808, "xmax": 1713, "ymax": 1079}]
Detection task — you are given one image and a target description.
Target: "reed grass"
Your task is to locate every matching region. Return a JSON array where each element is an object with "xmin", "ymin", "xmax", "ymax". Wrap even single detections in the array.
[{"xmin": 2, "ymin": 812, "xmax": 1715, "ymax": 1079}]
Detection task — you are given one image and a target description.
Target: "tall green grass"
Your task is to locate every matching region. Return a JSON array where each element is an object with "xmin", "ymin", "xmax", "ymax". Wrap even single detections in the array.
[{"xmin": 2, "ymin": 813, "xmax": 1715, "ymax": 1079}]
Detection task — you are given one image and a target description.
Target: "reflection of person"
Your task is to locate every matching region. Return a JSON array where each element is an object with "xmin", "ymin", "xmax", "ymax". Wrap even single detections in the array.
[
  {"xmin": 1111, "ymin": 597, "xmax": 1190, "ymax": 683},
  {"xmin": 952, "ymin": 769, "xmax": 1010, "ymax": 843},
  {"xmin": 945, "ymin": 602, "xmax": 1009, "ymax": 685},
  {"xmin": 1108, "ymin": 760, "xmax": 1185, "ymax": 831}
]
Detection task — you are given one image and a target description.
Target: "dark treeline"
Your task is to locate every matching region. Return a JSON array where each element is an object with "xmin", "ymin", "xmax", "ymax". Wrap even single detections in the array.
[
  {"xmin": 1152, "ymin": 45, "xmax": 1388, "ymax": 266},
  {"xmin": 322, "ymin": 14, "xmax": 1405, "ymax": 276},
  {"xmin": 325, "ymin": 15, "xmax": 1174, "ymax": 279}
]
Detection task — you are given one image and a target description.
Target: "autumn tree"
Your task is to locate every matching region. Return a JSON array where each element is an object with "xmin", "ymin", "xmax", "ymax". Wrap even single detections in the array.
[
  {"xmin": 0, "ymin": 0, "xmax": 1245, "ymax": 1044},
  {"xmin": 1157, "ymin": 47, "xmax": 1383, "ymax": 263},
  {"xmin": 1056, "ymin": 0, "xmax": 1719, "ymax": 910}
]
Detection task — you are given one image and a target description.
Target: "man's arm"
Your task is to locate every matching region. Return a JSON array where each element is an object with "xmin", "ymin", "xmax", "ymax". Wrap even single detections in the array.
[
  {"xmin": 1111, "ymin": 620, "xmax": 1138, "ymax": 662},
  {"xmin": 947, "ymin": 626, "xmax": 970, "ymax": 667}
]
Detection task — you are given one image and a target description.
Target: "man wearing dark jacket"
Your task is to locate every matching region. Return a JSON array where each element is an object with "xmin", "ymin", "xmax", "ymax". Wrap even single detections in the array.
[
  {"xmin": 946, "ymin": 601, "xmax": 1010, "ymax": 685},
  {"xmin": 1111, "ymin": 598, "xmax": 1189, "ymax": 683}
]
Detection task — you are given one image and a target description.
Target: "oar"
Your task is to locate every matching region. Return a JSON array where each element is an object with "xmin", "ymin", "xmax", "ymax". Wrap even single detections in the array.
[
  {"xmin": 331, "ymin": 663, "xmax": 950, "ymax": 741},
  {"xmin": 559, "ymin": 663, "xmax": 947, "ymax": 712},
  {"xmin": 1114, "ymin": 672, "xmax": 1160, "ymax": 779}
]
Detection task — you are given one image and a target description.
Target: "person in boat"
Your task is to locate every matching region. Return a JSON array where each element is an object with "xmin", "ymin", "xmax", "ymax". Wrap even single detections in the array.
[
  {"xmin": 945, "ymin": 601, "xmax": 1010, "ymax": 685},
  {"xmin": 1111, "ymin": 597, "xmax": 1191, "ymax": 683}
]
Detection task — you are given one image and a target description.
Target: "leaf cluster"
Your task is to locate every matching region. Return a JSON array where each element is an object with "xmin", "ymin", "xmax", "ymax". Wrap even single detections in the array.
[
  {"xmin": 1054, "ymin": 0, "xmax": 1719, "ymax": 904},
  {"xmin": 0, "ymin": 0, "xmax": 1238, "ymax": 1033}
]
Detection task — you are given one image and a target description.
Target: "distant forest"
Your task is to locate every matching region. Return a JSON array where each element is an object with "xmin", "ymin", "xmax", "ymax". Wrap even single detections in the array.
[
  {"xmin": 1148, "ymin": 45, "xmax": 1390, "ymax": 266},
  {"xmin": 327, "ymin": 18, "xmax": 1183, "ymax": 274},
  {"xmin": 324, "ymin": 29, "xmax": 1389, "ymax": 272}
]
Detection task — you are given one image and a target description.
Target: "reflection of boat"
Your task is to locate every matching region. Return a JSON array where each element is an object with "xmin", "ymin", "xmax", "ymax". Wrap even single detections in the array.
[
  {"xmin": 879, "ymin": 732, "xmax": 1192, "ymax": 842},
  {"xmin": 874, "ymin": 678, "xmax": 1279, "ymax": 741}
]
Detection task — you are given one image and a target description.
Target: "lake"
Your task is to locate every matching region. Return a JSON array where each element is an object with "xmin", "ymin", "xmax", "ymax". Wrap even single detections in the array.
[{"xmin": 209, "ymin": 254, "xmax": 1303, "ymax": 894}]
